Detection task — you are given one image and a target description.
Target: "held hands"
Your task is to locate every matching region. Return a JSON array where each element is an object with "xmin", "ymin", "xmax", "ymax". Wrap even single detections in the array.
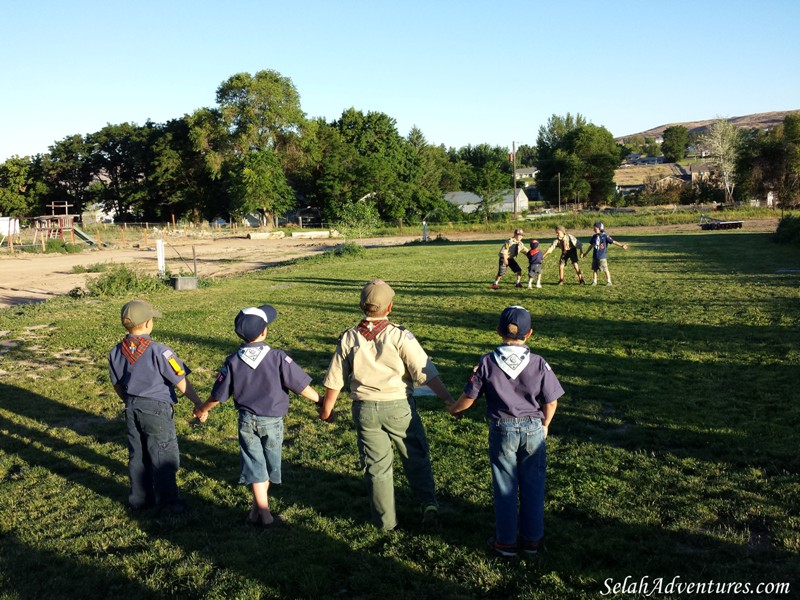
[
  {"xmin": 622, "ymin": 244, "xmax": 629, "ymax": 250},
  {"xmin": 193, "ymin": 407, "xmax": 208, "ymax": 423}
]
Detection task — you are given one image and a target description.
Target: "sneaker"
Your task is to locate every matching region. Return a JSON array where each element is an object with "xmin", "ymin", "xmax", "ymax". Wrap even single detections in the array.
[
  {"xmin": 579, "ymin": 279, "xmax": 586, "ymax": 285},
  {"xmin": 421, "ymin": 504, "xmax": 439, "ymax": 528},
  {"xmin": 535, "ymin": 282, "xmax": 542, "ymax": 289},
  {"xmin": 606, "ymin": 281, "xmax": 613, "ymax": 286},
  {"xmin": 557, "ymin": 280, "xmax": 564, "ymax": 286},
  {"xmin": 491, "ymin": 283, "xmax": 499, "ymax": 290},
  {"xmin": 527, "ymin": 283, "xmax": 532, "ymax": 289},
  {"xmin": 515, "ymin": 282, "xmax": 523, "ymax": 288},
  {"xmin": 519, "ymin": 539, "xmax": 540, "ymax": 555},
  {"xmin": 591, "ymin": 280, "xmax": 597, "ymax": 286},
  {"xmin": 487, "ymin": 536, "xmax": 518, "ymax": 557}
]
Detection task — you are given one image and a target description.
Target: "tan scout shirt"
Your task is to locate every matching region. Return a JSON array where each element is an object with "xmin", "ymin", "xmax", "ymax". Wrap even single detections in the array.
[{"xmin": 323, "ymin": 319, "xmax": 439, "ymax": 402}]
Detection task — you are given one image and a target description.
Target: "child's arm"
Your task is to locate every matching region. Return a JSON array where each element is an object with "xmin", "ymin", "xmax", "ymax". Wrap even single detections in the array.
[
  {"xmin": 112, "ymin": 383, "xmax": 126, "ymax": 402},
  {"xmin": 176, "ymin": 378, "xmax": 203, "ymax": 409},
  {"xmin": 613, "ymin": 240, "xmax": 629, "ymax": 250},
  {"xmin": 297, "ymin": 385, "xmax": 322, "ymax": 406},
  {"xmin": 448, "ymin": 392, "xmax": 476, "ymax": 417},
  {"xmin": 425, "ymin": 375, "xmax": 455, "ymax": 408},
  {"xmin": 541, "ymin": 400, "xmax": 558, "ymax": 438},
  {"xmin": 319, "ymin": 387, "xmax": 340, "ymax": 422},
  {"xmin": 193, "ymin": 397, "xmax": 220, "ymax": 423}
]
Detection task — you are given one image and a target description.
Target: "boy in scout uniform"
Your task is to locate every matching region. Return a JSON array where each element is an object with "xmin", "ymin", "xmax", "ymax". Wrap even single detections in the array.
[
  {"xmin": 109, "ymin": 300, "xmax": 203, "ymax": 513},
  {"xmin": 320, "ymin": 280, "xmax": 455, "ymax": 530},
  {"xmin": 542, "ymin": 225, "xmax": 586, "ymax": 285},
  {"xmin": 193, "ymin": 304, "xmax": 321, "ymax": 527},
  {"xmin": 492, "ymin": 228, "xmax": 527, "ymax": 289}
]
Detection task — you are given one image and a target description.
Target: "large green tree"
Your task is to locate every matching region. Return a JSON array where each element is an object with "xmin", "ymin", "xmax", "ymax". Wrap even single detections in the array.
[
  {"xmin": 661, "ymin": 125, "xmax": 689, "ymax": 163},
  {"xmin": 0, "ymin": 156, "xmax": 38, "ymax": 216},
  {"xmin": 230, "ymin": 149, "xmax": 294, "ymax": 227},
  {"xmin": 43, "ymin": 135, "xmax": 94, "ymax": 215}
]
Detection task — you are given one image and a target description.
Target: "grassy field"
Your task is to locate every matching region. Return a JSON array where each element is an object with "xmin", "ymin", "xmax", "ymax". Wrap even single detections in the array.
[{"xmin": 1, "ymin": 227, "xmax": 798, "ymax": 599}]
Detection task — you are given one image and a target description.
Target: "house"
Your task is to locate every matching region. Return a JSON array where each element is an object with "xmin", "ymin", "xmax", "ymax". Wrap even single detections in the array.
[
  {"xmin": 690, "ymin": 163, "xmax": 711, "ymax": 184},
  {"xmin": 515, "ymin": 166, "xmax": 538, "ymax": 180},
  {"xmin": 444, "ymin": 189, "xmax": 529, "ymax": 214}
]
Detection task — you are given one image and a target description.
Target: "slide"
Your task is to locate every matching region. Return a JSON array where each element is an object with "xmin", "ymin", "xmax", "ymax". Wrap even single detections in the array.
[{"xmin": 73, "ymin": 226, "xmax": 111, "ymax": 247}]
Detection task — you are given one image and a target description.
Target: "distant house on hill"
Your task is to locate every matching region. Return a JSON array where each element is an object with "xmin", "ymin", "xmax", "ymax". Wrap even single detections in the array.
[
  {"xmin": 690, "ymin": 163, "xmax": 711, "ymax": 184},
  {"xmin": 515, "ymin": 166, "xmax": 538, "ymax": 180},
  {"xmin": 444, "ymin": 189, "xmax": 529, "ymax": 214}
]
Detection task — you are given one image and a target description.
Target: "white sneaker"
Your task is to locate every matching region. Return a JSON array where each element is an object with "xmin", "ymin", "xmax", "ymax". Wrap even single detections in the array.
[
  {"xmin": 535, "ymin": 282, "xmax": 542, "ymax": 288},
  {"xmin": 606, "ymin": 281, "xmax": 612, "ymax": 286},
  {"xmin": 527, "ymin": 283, "xmax": 532, "ymax": 289},
  {"xmin": 591, "ymin": 280, "xmax": 597, "ymax": 286}
]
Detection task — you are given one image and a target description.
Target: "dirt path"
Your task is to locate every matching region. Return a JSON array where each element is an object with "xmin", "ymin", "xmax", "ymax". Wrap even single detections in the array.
[{"xmin": 0, "ymin": 220, "xmax": 777, "ymax": 309}]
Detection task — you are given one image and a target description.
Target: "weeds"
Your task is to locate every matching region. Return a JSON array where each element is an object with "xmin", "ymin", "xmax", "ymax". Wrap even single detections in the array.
[{"xmin": 86, "ymin": 264, "xmax": 168, "ymax": 296}]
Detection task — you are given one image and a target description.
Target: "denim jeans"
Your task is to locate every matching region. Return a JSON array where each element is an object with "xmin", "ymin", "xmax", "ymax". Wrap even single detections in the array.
[
  {"xmin": 237, "ymin": 412, "xmax": 284, "ymax": 485},
  {"xmin": 489, "ymin": 416, "xmax": 546, "ymax": 546},
  {"xmin": 124, "ymin": 397, "xmax": 180, "ymax": 509},
  {"xmin": 352, "ymin": 398, "xmax": 437, "ymax": 530}
]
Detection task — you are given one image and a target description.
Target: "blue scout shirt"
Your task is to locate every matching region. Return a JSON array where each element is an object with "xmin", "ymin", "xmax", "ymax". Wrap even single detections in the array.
[
  {"xmin": 210, "ymin": 342, "xmax": 312, "ymax": 417},
  {"xmin": 463, "ymin": 346, "xmax": 564, "ymax": 420},
  {"xmin": 108, "ymin": 334, "xmax": 190, "ymax": 404},
  {"xmin": 589, "ymin": 232, "xmax": 615, "ymax": 260},
  {"xmin": 526, "ymin": 248, "xmax": 543, "ymax": 266}
]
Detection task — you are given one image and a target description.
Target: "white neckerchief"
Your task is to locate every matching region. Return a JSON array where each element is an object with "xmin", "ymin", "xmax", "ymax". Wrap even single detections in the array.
[
  {"xmin": 237, "ymin": 344, "xmax": 271, "ymax": 369},
  {"xmin": 492, "ymin": 345, "xmax": 531, "ymax": 380}
]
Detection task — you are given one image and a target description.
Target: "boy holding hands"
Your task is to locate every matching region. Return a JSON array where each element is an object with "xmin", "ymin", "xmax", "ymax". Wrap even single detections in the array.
[
  {"xmin": 320, "ymin": 279, "xmax": 455, "ymax": 530},
  {"xmin": 109, "ymin": 300, "xmax": 203, "ymax": 513},
  {"xmin": 448, "ymin": 306, "xmax": 563, "ymax": 557},
  {"xmin": 194, "ymin": 304, "xmax": 321, "ymax": 526}
]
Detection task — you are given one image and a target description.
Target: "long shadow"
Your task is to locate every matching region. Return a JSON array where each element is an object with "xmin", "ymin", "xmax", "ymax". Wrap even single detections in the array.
[{"xmin": 0, "ymin": 382, "xmax": 476, "ymax": 599}]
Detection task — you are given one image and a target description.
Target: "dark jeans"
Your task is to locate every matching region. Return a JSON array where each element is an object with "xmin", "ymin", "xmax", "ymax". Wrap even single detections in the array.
[{"xmin": 124, "ymin": 397, "xmax": 180, "ymax": 509}]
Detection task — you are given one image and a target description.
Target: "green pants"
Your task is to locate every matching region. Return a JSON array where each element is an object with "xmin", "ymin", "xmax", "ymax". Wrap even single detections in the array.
[{"xmin": 351, "ymin": 398, "xmax": 437, "ymax": 530}]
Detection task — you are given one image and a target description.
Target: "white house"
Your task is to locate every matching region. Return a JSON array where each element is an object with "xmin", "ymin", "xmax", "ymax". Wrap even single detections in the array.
[{"xmin": 444, "ymin": 189, "xmax": 528, "ymax": 214}]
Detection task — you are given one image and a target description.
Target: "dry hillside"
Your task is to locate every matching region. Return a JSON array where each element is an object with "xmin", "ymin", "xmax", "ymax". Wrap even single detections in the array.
[
  {"xmin": 617, "ymin": 109, "xmax": 800, "ymax": 141},
  {"xmin": 613, "ymin": 164, "xmax": 688, "ymax": 186}
]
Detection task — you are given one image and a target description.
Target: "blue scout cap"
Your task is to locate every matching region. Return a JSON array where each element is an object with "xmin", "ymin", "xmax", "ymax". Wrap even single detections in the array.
[
  {"xmin": 234, "ymin": 304, "xmax": 278, "ymax": 342},
  {"xmin": 498, "ymin": 305, "xmax": 532, "ymax": 340},
  {"xmin": 530, "ymin": 239, "xmax": 539, "ymax": 249}
]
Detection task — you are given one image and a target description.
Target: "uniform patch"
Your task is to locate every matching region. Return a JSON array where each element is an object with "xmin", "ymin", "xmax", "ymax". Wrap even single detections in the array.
[
  {"xmin": 163, "ymin": 349, "xmax": 185, "ymax": 376},
  {"xmin": 285, "ymin": 355, "xmax": 293, "ymax": 363},
  {"xmin": 216, "ymin": 364, "xmax": 228, "ymax": 383},
  {"xmin": 545, "ymin": 362, "xmax": 552, "ymax": 371}
]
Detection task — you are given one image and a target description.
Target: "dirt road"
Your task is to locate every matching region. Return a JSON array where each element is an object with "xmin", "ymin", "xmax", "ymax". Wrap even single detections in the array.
[{"xmin": 0, "ymin": 220, "xmax": 776, "ymax": 309}]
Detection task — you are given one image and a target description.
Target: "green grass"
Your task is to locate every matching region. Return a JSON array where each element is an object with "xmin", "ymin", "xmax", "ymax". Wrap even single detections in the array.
[{"xmin": 1, "ymin": 227, "xmax": 799, "ymax": 599}]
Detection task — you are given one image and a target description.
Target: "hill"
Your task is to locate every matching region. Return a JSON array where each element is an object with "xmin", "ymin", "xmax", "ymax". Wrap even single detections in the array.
[{"xmin": 617, "ymin": 109, "xmax": 800, "ymax": 141}]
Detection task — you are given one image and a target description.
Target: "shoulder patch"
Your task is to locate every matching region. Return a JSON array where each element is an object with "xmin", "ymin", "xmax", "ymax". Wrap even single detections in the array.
[
  {"xmin": 284, "ymin": 355, "xmax": 293, "ymax": 363},
  {"xmin": 163, "ymin": 349, "xmax": 185, "ymax": 376},
  {"xmin": 396, "ymin": 326, "xmax": 415, "ymax": 340},
  {"xmin": 216, "ymin": 364, "xmax": 228, "ymax": 383},
  {"xmin": 544, "ymin": 361, "xmax": 552, "ymax": 371}
]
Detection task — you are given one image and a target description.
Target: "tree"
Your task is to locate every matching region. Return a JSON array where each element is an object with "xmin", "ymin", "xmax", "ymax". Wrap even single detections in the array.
[
  {"xmin": 229, "ymin": 149, "xmax": 294, "ymax": 227},
  {"xmin": 44, "ymin": 135, "xmax": 94, "ymax": 215},
  {"xmin": 534, "ymin": 113, "xmax": 587, "ymax": 204},
  {"xmin": 701, "ymin": 119, "xmax": 740, "ymax": 203},
  {"xmin": 86, "ymin": 122, "xmax": 153, "ymax": 221},
  {"xmin": 661, "ymin": 126, "xmax": 689, "ymax": 163},
  {"xmin": 216, "ymin": 70, "xmax": 305, "ymax": 154},
  {"xmin": 470, "ymin": 161, "xmax": 508, "ymax": 223},
  {"xmin": 0, "ymin": 156, "xmax": 37, "ymax": 216}
]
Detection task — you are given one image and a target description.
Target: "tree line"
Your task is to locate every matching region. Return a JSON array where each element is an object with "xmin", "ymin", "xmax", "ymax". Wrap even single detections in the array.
[{"xmin": 1, "ymin": 69, "xmax": 797, "ymax": 226}]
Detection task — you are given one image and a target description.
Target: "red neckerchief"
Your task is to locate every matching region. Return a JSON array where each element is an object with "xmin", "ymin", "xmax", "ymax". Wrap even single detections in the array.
[
  {"xmin": 357, "ymin": 319, "xmax": 390, "ymax": 341},
  {"xmin": 120, "ymin": 336, "xmax": 151, "ymax": 364},
  {"xmin": 529, "ymin": 248, "xmax": 540, "ymax": 257}
]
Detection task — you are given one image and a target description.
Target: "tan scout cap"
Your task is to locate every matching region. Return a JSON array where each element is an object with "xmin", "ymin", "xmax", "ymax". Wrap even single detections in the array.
[
  {"xmin": 121, "ymin": 300, "xmax": 162, "ymax": 328},
  {"xmin": 360, "ymin": 279, "xmax": 395, "ymax": 314}
]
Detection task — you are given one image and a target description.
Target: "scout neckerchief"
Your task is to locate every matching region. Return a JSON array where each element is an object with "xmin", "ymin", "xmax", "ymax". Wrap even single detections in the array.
[
  {"xmin": 492, "ymin": 345, "xmax": 531, "ymax": 380},
  {"xmin": 237, "ymin": 344, "xmax": 271, "ymax": 369},
  {"xmin": 120, "ymin": 335, "xmax": 151, "ymax": 364},
  {"xmin": 357, "ymin": 318, "xmax": 390, "ymax": 341}
]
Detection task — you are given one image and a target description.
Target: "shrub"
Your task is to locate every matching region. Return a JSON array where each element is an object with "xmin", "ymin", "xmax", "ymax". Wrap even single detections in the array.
[
  {"xmin": 72, "ymin": 262, "xmax": 110, "ymax": 274},
  {"xmin": 774, "ymin": 215, "xmax": 800, "ymax": 245},
  {"xmin": 86, "ymin": 264, "xmax": 167, "ymax": 296}
]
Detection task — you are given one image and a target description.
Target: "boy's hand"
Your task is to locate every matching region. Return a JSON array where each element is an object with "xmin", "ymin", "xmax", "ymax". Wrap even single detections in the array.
[
  {"xmin": 319, "ymin": 409, "xmax": 336, "ymax": 423},
  {"xmin": 622, "ymin": 244, "xmax": 629, "ymax": 250},
  {"xmin": 193, "ymin": 408, "xmax": 208, "ymax": 423}
]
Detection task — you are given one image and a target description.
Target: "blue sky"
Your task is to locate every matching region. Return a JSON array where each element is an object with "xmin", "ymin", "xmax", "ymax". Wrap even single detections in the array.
[{"xmin": 2, "ymin": 0, "xmax": 798, "ymax": 161}]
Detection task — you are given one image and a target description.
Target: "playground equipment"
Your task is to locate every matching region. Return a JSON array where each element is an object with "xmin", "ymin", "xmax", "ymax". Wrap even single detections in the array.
[{"xmin": 699, "ymin": 214, "xmax": 743, "ymax": 231}]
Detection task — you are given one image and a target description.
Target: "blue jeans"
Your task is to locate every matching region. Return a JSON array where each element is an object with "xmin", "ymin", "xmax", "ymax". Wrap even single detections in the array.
[
  {"xmin": 489, "ymin": 416, "xmax": 546, "ymax": 546},
  {"xmin": 237, "ymin": 412, "xmax": 283, "ymax": 485},
  {"xmin": 352, "ymin": 399, "xmax": 437, "ymax": 530},
  {"xmin": 124, "ymin": 397, "xmax": 180, "ymax": 509}
]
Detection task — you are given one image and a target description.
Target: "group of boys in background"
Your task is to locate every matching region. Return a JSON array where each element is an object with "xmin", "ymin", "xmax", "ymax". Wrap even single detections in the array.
[
  {"xmin": 109, "ymin": 277, "xmax": 564, "ymax": 559},
  {"xmin": 492, "ymin": 222, "xmax": 629, "ymax": 289}
]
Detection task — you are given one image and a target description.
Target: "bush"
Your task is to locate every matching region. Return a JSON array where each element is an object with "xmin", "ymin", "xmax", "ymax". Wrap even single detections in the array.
[
  {"xmin": 774, "ymin": 215, "xmax": 800, "ymax": 245},
  {"xmin": 72, "ymin": 262, "xmax": 110, "ymax": 274},
  {"xmin": 86, "ymin": 265, "xmax": 167, "ymax": 296}
]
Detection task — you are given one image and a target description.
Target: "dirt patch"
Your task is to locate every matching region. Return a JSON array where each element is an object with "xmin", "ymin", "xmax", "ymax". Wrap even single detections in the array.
[{"xmin": 0, "ymin": 220, "xmax": 777, "ymax": 309}]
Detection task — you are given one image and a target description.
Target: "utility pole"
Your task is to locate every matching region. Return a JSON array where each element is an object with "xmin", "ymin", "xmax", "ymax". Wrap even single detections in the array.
[
  {"xmin": 557, "ymin": 172, "xmax": 561, "ymax": 213},
  {"xmin": 511, "ymin": 141, "xmax": 518, "ymax": 215}
]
